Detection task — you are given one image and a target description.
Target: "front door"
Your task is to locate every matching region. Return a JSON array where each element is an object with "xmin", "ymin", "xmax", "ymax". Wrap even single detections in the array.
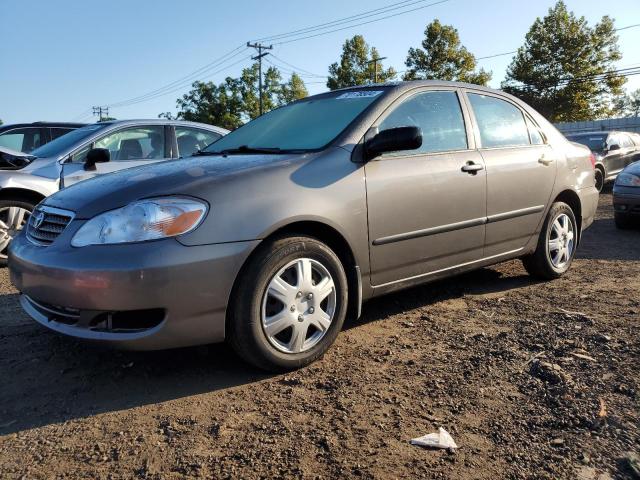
[
  {"xmin": 61, "ymin": 125, "xmax": 170, "ymax": 187},
  {"xmin": 465, "ymin": 91, "xmax": 556, "ymax": 257},
  {"xmin": 365, "ymin": 89, "xmax": 487, "ymax": 287}
]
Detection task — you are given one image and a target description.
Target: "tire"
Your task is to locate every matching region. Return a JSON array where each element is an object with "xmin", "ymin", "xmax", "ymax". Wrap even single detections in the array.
[
  {"xmin": 0, "ymin": 198, "xmax": 36, "ymax": 267},
  {"xmin": 228, "ymin": 235, "xmax": 348, "ymax": 371},
  {"xmin": 522, "ymin": 202, "xmax": 578, "ymax": 280},
  {"xmin": 594, "ymin": 167, "xmax": 604, "ymax": 193},
  {"xmin": 614, "ymin": 212, "xmax": 635, "ymax": 230}
]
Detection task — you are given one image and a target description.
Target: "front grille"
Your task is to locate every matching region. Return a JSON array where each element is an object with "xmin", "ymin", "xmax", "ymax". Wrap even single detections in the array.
[{"xmin": 26, "ymin": 206, "xmax": 74, "ymax": 245}]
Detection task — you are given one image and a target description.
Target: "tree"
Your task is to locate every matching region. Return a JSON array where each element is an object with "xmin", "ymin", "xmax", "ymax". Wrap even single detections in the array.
[
  {"xmin": 612, "ymin": 89, "xmax": 640, "ymax": 118},
  {"xmin": 502, "ymin": 1, "xmax": 625, "ymax": 122},
  {"xmin": 278, "ymin": 73, "xmax": 309, "ymax": 105},
  {"xmin": 175, "ymin": 78, "xmax": 245, "ymax": 130},
  {"xmin": 404, "ymin": 19, "xmax": 491, "ymax": 85},
  {"xmin": 170, "ymin": 64, "xmax": 308, "ymax": 129},
  {"xmin": 0, "ymin": 119, "xmax": 3, "ymax": 126},
  {"xmin": 327, "ymin": 35, "xmax": 395, "ymax": 90}
]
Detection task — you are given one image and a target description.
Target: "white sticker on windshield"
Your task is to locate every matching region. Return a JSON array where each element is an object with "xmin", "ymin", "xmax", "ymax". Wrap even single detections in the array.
[{"xmin": 336, "ymin": 91, "xmax": 383, "ymax": 99}]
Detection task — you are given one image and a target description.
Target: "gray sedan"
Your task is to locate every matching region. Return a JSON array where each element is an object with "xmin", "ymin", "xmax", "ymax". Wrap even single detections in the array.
[
  {"xmin": 0, "ymin": 119, "xmax": 228, "ymax": 265},
  {"xmin": 8, "ymin": 81, "xmax": 599, "ymax": 371}
]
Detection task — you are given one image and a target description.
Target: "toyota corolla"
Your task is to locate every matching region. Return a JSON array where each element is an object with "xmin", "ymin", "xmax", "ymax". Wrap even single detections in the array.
[{"xmin": 8, "ymin": 81, "xmax": 599, "ymax": 371}]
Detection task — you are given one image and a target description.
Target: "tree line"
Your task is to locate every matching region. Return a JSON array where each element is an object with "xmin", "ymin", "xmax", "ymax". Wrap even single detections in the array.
[{"xmin": 164, "ymin": 1, "xmax": 637, "ymax": 129}]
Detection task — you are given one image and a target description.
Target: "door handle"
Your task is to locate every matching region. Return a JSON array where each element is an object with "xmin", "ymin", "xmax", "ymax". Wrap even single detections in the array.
[
  {"xmin": 461, "ymin": 162, "xmax": 484, "ymax": 174},
  {"xmin": 538, "ymin": 156, "xmax": 555, "ymax": 166}
]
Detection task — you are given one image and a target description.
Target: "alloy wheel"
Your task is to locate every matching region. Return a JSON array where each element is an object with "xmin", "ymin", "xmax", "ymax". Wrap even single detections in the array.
[
  {"xmin": 261, "ymin": 258, "xmax": 337, "ymax": 354},
  {"xmin": 547, "ymin": 213, "xmax": 575, "ymax": 269}
]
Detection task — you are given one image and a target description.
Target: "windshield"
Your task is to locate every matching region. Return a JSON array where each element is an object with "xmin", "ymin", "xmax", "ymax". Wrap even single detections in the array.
[
  {"xmin": 567, "ymin": 134, "xmax": 607, "ymax": 152},
  {"xmin": 204, "ymin": 89, "xmax": 387, "ymax": 153},
  {"xmin": 30, "ymin": 124, "xmax": 108, "ymax": 158}
]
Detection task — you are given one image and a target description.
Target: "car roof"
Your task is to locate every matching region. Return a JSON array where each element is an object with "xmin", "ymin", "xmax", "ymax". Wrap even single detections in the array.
[
  {"xmin": 0, "ymin": 122, "xmax": 86, "ymax": 131},
  {"xmin": 94, "ymin": 119, "xmax": 229, "ymax": 134}
]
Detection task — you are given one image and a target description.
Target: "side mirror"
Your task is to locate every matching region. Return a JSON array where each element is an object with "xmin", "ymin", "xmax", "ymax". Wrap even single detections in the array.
[
  {"xmin": 364, "ymin": 126, "xmax": 422, "ymax": 161},
  {"xmin": 84, "ymin": 148, "xmax": 110, "ymax": 171},
  {"xmin": 608, "ymin": 144, "xmax": 620, "ymax": 152}
]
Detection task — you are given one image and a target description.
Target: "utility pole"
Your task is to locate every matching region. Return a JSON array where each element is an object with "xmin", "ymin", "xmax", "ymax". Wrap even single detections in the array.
[
  {"xmin": 367, "ymin": 56, "xmax": 387, "ymax": 84},
  {"xmin": 247, "ymin": 42, "xmax": 273, "ymax": 116},
  {"xmin": 92, "ymin": 106, "xmax": 109, "ymax": 121}
]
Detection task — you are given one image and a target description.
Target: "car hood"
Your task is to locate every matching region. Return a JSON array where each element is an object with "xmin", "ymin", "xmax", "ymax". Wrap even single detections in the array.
[{"xmin": 43, "ymin": 153, "xmax": 310, "ymax": 219}]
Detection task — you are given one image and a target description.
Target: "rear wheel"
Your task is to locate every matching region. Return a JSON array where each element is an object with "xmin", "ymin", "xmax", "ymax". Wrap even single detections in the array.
[
  {"xmin": 0, "ymin": 199, "xmax": 35, "ymax": 267},
  {"xmin": 228, "ymin": 235, "xmax": 348, "ymax": 371},
  {"xmin": 614, "ymin": 212, "xmax": 635, "ymax": 230},
  {"xmin": 594, "ymin": 167, "xmax": 604, "ymax": 192},
  {"xmin": 522, "ymin": 202, "xmax": 577, "ymax": 280}
]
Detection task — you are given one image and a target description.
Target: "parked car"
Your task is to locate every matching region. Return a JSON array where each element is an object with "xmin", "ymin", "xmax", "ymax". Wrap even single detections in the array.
[
  {"xmin": 613, "ymin": 160, "xmax": 640, "ymax": 229},
  {"xmin": 8, "ymin": 81, "xmax": 599, "ymax": 371},
  {"xmin": 0, "ymin": 119, "xmax": 228, "ymax": 265},
  {"xmin": 0, "ymin": 122, "xmax": 86, "ymax": 153},
  {"xmin": 565, "ymin": 131, "xmax": 639, "ymax": 192}
]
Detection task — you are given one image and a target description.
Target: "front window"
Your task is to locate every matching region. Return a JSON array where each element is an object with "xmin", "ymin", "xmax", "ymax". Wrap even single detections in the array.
[
  {"xmin": 378, "ymin": 91, "xmax": 468, "ymax": 154},
  {"xmin": 31, "ymin": 124, "xmax": 106, "ymax": 158},
  {"xmin": 93, "ymin": 126, "xmax": 165, "ymax": 161},
  {"xmin": 204, "ymin": 89, "xmax": 387, "ymax": 153}
]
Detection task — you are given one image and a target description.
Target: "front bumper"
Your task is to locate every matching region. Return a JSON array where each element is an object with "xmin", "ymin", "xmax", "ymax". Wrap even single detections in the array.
[
  {"xmin": 613, "ymin": 186, "xmax": 640, "ymax": 216},
  {"xmin": 8, "ymin": 230, "xmax": 259, "ymax": 350}
]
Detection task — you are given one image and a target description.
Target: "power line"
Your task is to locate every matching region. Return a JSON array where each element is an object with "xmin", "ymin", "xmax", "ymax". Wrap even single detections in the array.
[
  {"xmin": 476, "ymin": 23, "xmax": 640, "ymax": 62},
  {"xmin": 273, "ymin": 0, "xmax": 450, "ymax": 45},
  {"xmin": 255, "ymin": 0, "xmax": 434, "ymax": 43},
  {"xmin": 107, "ymin": 54, "xmax": 254, "ymax": 109},
  {"xmin": 268, "ymin": 54, "xmax": 325, "ymax": 78},
  {"xmin": 92, "ymin": 106, "xmax": 109, "ymax": 121},
  {"xmin": 107, "ymin": 46, "xmax": 249, "ymax": 108}
]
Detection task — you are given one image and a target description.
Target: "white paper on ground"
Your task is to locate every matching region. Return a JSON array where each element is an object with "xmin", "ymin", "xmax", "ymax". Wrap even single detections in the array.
[{"xmin": 410, "ymin": 427, "xmax": 459, "ymax": 449}]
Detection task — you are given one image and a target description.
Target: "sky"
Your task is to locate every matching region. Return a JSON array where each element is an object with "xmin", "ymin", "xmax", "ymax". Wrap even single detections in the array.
[{"xmin": 1, "ymin": 0, "xmax": 639, "ymax": 124}]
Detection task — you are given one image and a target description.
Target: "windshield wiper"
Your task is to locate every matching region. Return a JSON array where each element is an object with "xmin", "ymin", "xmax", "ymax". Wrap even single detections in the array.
[{"xmin": 213, "ymin": 145, "xmax": 284, "ymax": 155}]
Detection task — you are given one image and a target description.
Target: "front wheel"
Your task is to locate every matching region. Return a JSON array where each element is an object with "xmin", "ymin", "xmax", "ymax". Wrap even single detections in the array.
[
  {"xmin": 228, "ymin": 236, "xmax": 348, "ymax": 371},
  {"xmin": 594, "ymin": 167, "xmax": 604, "ymax": 193},
  {"xmin": 522, "ymin": 202, "xmax": 578, "ymax": 280},
  {"xmin": 0, "ymin": 199, "xmax": 35, "ymax": 267}
]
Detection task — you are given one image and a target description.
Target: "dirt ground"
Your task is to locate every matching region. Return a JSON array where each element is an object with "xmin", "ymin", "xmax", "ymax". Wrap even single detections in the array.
[{"xmin": 0, "ymin": 191, "xmax": 638, "ymax": 480}]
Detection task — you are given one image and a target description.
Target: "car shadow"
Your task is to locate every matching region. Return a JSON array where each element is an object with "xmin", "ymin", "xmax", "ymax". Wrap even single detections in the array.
[
  {"xmin": 0, "ymin": 264, "xmax": 540, "ymax": 435},
  {"xmin": 577, "ymin": 217, "xmax": 640, "ymax": 261},
  {"xmin": 347, "ymin": 266, "xmax": 539, "ymax": 330}
]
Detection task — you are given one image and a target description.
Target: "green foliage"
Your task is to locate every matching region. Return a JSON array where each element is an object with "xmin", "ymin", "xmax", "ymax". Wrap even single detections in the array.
[
  {"xmin": 0, "ymin": 119, "xmax": 3, "ymax": 126},
  {"xmin": 279, "ymin": 73, "xmax": 309, "ymax": 105},
  {"xmin": 612, "ymin": 89, "xmax": 640, "ymax": 118},
  {"xmin": 502, "ymin": 1, "xmax": 625, "ymax": 122},
  {"xmin": 327, "ymin": 35, "xmax": 395, "ymax": 90},
  {"xmin": 404, "ymin": 19, "xmax": 491, "ymax": 85},
  {"xmin": 171, "ymin": 63, "xmax": 309, "ymax": 130}
]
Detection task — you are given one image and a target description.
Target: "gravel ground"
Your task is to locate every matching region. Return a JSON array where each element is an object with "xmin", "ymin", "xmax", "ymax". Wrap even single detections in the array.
[{"xmin": 0, "ymin": 191, "xmax": 638, "ymax": 479}]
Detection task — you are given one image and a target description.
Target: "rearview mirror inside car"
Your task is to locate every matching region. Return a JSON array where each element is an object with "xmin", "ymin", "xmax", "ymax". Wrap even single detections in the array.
[
  {"xmin": 84, "ymin": 148, "xmax": 111, "ymax": 171},
  {"xmin": 364, "ymin": 126, "xmax": 422, "ymax": 161}
]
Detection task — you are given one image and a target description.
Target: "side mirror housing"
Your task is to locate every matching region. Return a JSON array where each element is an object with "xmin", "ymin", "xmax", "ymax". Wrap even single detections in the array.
[
  {"xmin": 364, "ymin": 126, "xmax": 422, "ymax": 161},
  {"xmin": 608, "ymin": 144, "xmax": 620, "ymax": 152},
  {"xmin": 84, "ymin": 148, "xmax": 110, "ymax": 171}
]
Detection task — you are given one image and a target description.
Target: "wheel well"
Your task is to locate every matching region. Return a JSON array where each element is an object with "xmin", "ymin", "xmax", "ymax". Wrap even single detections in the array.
[
  {"xmin": 0, "ymin": 188, "xmax": 45, "ymax": 206},
  {"xmin": 554, "ymin": 190, "xmax": 582, "ymax": 238},
  {"xmin": 227, "ymin": 221, "xmax": 361, "ymax": 330}
]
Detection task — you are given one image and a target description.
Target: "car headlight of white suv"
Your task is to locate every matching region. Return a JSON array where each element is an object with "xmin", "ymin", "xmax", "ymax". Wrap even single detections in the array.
[
  {"xmin": 615, "ymin": 173, "xmax": 640, "ymax": 187},
  {"xmin": 71, "ymin": 197, "xmax": 208, "ymax": 247}
]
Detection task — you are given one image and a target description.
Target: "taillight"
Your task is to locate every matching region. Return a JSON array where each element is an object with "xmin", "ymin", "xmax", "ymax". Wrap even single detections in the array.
[{"xmin": 589, "ymin": 153, "xmax": 596, "ymax": 169}]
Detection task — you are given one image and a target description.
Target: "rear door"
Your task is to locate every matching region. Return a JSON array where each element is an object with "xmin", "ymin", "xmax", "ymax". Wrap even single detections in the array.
[
  {"xmin": 61, "ymin": 125, "xmax": 170, "ymax": 187},
  {"xmin": 365, "ymin": 88, "xmax": 487, "ymax": 287},
  {"xmin": 464, "ymin": 91, "xmax": 556, "ymax": 257}
]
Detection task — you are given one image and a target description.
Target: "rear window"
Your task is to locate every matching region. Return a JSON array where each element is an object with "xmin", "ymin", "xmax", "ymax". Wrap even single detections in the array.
[{"xmin": 566, "ymin": 135, "xmax": 607, "ymax": 152}]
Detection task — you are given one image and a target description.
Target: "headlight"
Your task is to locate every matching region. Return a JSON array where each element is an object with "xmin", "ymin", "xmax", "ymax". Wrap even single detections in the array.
[
  {"xmin": 615, "ymin": 173, "xmax": 640, "ymax": 187},
  {"xmin": 71, "ymin": 197, "xmax": 207, "ymax": 247}
]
